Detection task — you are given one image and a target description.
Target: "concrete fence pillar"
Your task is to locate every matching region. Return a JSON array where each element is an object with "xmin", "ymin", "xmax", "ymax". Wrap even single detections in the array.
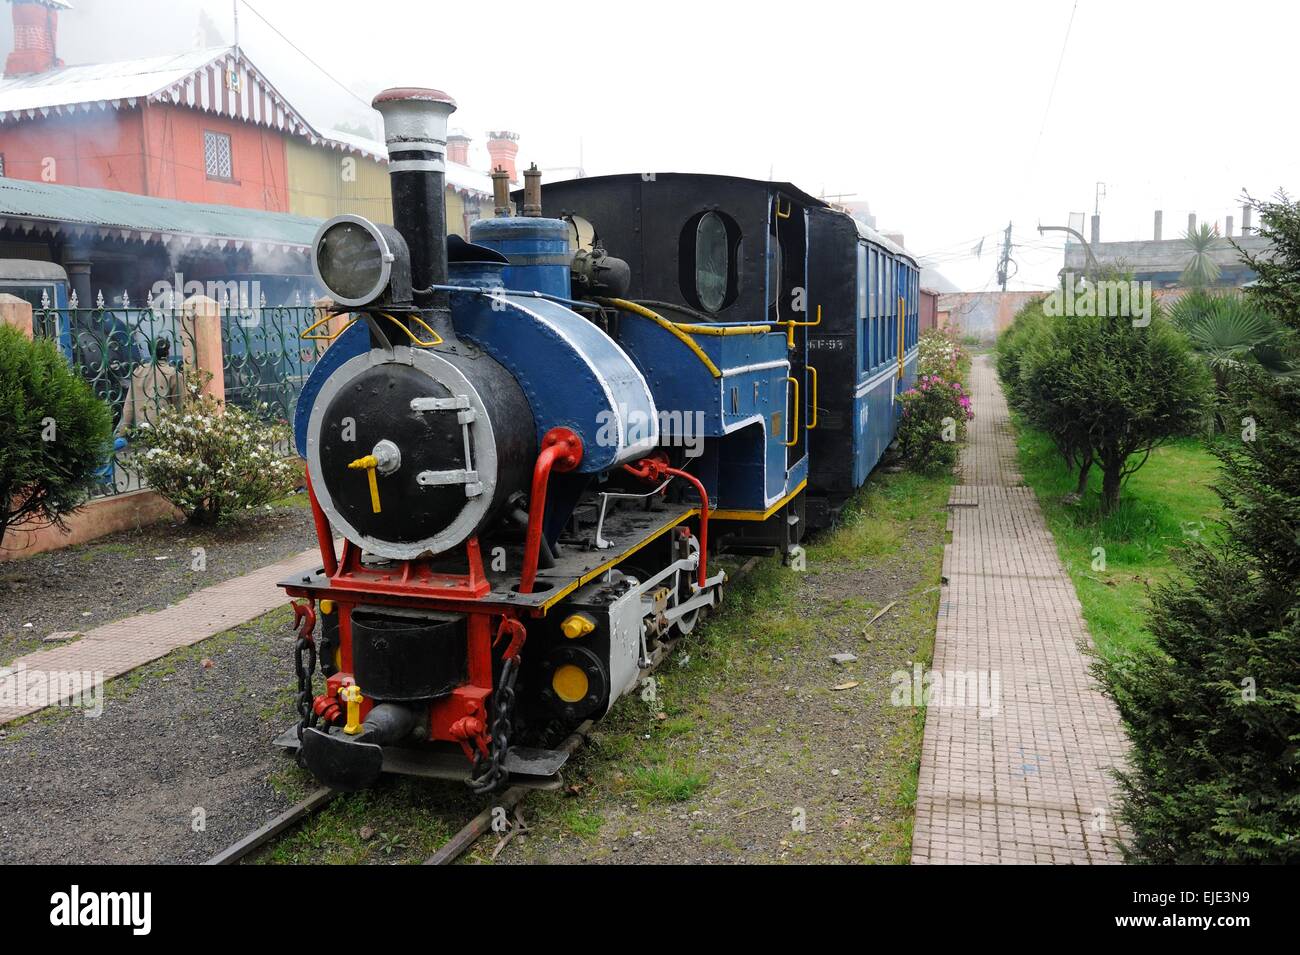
[
  {"xmin": 182, "ymin": 294, "xmax": 225, "ymax": 404},
  {"xmin": 0, "ymin": 293, "xmax": 33, "ymax": 339},
  {"xmin": 1153, "ymin": 210, "xmax": 1163, "ymax": 241}
]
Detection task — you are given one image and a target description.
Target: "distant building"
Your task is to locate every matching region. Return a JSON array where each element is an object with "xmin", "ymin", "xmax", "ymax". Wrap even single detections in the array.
[
  {"xmin": 0, "ymin": 0, "xmax": 511, "ymax": 300},
  {"xmin": 1064, "ymin": 208, "xmax": 1273, "ymax": 289},
  {"xmin": 936, "ymin": 290, "xmax": 1045, "ymax": 343}
]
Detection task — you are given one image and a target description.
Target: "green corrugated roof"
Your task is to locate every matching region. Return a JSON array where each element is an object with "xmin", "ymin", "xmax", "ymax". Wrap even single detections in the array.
[{"xmin": 0, "ymin": 177, "xmax": 321, "ymax": 248}]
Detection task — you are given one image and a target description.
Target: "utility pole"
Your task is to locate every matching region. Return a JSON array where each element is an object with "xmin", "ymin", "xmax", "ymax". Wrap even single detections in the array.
[{"xmin": 996, "ymin": 221, "xmax": 1013, "ymax": 291}]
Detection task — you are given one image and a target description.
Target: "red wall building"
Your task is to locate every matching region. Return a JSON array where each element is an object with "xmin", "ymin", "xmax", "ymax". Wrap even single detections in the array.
[
  {"xmin": 139, "ymin": 103, "xmax": 288, "ymax": 211},
  {"xmin": 0, "ymin": 2, "xmax": 298, "ymax": 212}
]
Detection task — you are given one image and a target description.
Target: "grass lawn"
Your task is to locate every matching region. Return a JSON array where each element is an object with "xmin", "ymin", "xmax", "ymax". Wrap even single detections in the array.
[{"xmin": 1013, "ymin": 424, "xmax": 1222, "ymax": 660}]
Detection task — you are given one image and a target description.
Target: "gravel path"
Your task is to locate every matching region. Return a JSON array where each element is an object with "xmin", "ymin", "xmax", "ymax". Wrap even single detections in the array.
[
  {"xmin": 0, "ymin": 606, "xmax": 303, "ymax": 864},
  {"xmin": 0, "ymin": 500, "xmax": 315, "ymax": 665}
]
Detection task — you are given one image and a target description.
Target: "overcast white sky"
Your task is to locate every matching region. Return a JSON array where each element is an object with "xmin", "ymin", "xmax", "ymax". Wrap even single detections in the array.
[{"xmin": 15, "ymin": 0, "xmax": 1299, "ymax": 290}]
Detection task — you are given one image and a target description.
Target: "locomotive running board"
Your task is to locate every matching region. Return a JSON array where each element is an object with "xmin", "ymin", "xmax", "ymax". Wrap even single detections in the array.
[{"xmin": 274, "ymin": 726, "xmax": 566, "ymax": 791}]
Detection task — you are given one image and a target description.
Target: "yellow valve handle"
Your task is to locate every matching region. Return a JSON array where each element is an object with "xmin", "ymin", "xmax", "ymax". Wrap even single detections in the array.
[
  {"xmin": 340, "ymin": 684, "xmax": 364, "ymax": 736},
  {"xmin": 347, "ymin": 454, "xmax": 382, "ymax": 513}
]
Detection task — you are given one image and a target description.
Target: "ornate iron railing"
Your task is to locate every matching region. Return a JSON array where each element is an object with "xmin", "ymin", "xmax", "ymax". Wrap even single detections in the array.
[{"xmin": 33, "ymin": 293, "xmax": 327, "ymax": 498}]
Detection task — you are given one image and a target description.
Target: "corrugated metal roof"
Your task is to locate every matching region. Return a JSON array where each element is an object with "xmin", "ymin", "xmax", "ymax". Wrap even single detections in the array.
[
  {"xmin": 0, "ymin": 47, "xmax": 228, "ymax": 114},
  {"xmin": 0, "ymin": 176, "xmax": 319, "ymax": 249},
  {"xmin": 853, "ymin": 218, "xmax": 917, "ymax": 265},
  {"xmin": 0, "ymin": 46, "xmax": 494, "ymax": 196},
  {"xmin": 0, "ymin": 46, "xmax": 323, "ymax": 147}
]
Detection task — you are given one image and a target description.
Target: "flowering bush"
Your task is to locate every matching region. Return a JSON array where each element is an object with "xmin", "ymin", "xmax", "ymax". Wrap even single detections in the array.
[
  {"xmin": 917, "ymin": 328, "xmax": 969, "ymax": 383},
  {"xmin": 133, "ymin": 384, "xmax": 297, "ymax": 525},
  {"xmin": 897, "ymin": 374, "xmax": 974, "ymax": 472}
]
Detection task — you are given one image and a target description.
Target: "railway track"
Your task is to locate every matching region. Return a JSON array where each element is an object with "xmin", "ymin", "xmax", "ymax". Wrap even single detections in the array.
[{"xmin": 204, "ymin": 555, "xmax": 762, "ymax": 866}]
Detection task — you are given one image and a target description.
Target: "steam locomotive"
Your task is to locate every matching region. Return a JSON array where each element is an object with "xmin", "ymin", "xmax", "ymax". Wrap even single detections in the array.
[{"xmin": 279, "ymin": 87, "xmax": 920, "ymax": 792}]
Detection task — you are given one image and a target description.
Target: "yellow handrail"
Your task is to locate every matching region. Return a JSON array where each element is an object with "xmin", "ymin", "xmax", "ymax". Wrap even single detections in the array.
[
  {"xmin": 806, "ymin": 365, "xmax": 818, "ymax": 429},
  {"xmin": 595, "ymin": 297, "xmax": 722, "ymax": 378},
  {"xmin": 299, "ymin": 310, "xmax": 358, "ymax": 342},
  {"xmin": 382, "ymin": 312, "xmax": 444, "ymax": 347},
  {"xmin": 777, "ymin": 303, "xmax": 822, "ymax": 348},
  {"xmin": 673, "ymin": 322, "xmax": 778, "ymax": 337},
  {"xmin": 783, "ymin": 375, "xmax": 799, "ymax": 446},
  {"xmin": 775, "ymin": 196, "xmax": 792, "ymax": 220}
]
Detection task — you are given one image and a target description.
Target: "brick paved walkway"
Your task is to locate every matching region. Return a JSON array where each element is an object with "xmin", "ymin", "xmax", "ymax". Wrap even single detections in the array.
[
  {"xmin": 0, "ymin": 546, "xmax": 320, "ymax": 725},
  {"xmin": 911, "ymin": 355, "xmax": 1128, "ymax": 863}
]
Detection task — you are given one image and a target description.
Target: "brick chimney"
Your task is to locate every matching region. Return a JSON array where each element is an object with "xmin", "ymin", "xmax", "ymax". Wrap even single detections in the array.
[
  {"xmin": 485, "ymin": 130, "xmax": 520, "ymax": 184},
  {"xmin": 446, "ymin": 132, "xmax": 471, "ymax": 166},
  {"xmin": 5, "ymin": 0, "xmax": 69, "ymax": 78}
]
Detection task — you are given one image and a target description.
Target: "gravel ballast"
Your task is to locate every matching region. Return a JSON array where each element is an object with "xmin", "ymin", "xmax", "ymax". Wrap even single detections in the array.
[{"xmin": 0, "ymin": 608, "xmax": 303, "ymax": 865}]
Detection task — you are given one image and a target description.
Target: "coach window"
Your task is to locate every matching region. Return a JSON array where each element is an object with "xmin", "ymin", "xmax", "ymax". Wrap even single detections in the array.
[
  {"xmin": 868, "ymin": 250, "xmax": 878, "ymax": 369},
  {"xmin": 879, "ymin": 258, "xmax": 887, "ymax": 361},
  {"xmin": 912, "ymin": 271, "xmax": 918, "ymax": 347},
  {"xmin": 871, "ymin": 249, "xmax": 880, "ymax": 369},
  {"xmin": 889, "ymin": 261, "xmax": 897, "ymax": 360},
  {"xmin": 857, "ymin": 244, "xmax": 868, "ymax": 372}
]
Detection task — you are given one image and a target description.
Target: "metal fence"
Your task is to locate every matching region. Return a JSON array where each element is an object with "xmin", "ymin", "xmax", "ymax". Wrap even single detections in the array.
[{"xmin": 33, "ymin": 295, "xmax": 325, "ymax": 498}]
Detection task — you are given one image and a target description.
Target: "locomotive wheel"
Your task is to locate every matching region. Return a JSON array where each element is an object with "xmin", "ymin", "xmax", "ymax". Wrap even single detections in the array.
[
  {"xmin": 674, "ymin": 605, "xmax": 700, "ymax": 636},
  {"xmin": 673, "ymin": 567, "xmax": 703, "ymax": 636}
]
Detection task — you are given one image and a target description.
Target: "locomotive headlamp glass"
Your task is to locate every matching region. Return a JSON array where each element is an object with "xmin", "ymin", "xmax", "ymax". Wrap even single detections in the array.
[{"xmin": 312, "ymin": 215, "xmax": 394, "ymax": 307}]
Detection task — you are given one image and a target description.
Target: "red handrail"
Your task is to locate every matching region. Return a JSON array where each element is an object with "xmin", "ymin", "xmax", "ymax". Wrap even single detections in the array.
[
  {"xmin": 518, "ymin": 428, "xmax": 583, "ymax": 594},
  {"xmin": 623, "ymin": 455, "xmax": 710, "ymax": 589}
]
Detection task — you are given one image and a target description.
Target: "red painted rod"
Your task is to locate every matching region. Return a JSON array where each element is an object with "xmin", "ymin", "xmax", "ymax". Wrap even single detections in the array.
[
  {"xmin": 623, "ymin": 457, "xmax": 710, "ymax": 589},
  {"xmin": 519, "ymin": 428, "xmax": 583, "ymax": 594},
  {"xmin": 304, "ymin": 470, "xmax": 338, "ymax": 578}
]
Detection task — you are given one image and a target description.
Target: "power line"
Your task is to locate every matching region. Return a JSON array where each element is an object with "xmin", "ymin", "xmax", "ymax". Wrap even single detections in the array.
[
  {"xmin": 1037, "ymin": 1, "xmax": 1079, "ymax": 138},
  {"xmin": 236, "ymin": 0, "xmax": 373, "ymax": 112},
  {"xmin": 1028, "ymin": 0, "xmax": 1080, "ymax": 171}
]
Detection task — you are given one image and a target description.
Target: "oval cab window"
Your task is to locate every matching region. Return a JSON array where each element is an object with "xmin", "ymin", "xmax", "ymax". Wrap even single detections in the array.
[{"xmin": 695, "ymin": 212, "xmax": 729, "ymax": 312}]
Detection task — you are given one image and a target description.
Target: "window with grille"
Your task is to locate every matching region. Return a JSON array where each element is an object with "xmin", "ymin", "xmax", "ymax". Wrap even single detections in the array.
[
  {"xmin": 0, "ymin": 154, "xmax": 6, "ymax": 177},
  {"xmin": 204, "ymin": 131, "xmax": 233, "ymax": 180}
]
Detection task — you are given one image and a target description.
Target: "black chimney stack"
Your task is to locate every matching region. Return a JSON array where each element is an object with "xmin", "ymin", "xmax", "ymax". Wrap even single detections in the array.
[{"xmin": 372, "ymin": 87, "xmax": 457, "ymax": 319}]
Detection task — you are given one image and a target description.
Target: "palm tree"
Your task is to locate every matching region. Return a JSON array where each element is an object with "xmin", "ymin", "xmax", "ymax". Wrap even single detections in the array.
[
  {"xmin": 1180, "ymin": 223, "xmax": 1223, "ymax": 288},
  {"xmin": 1168, "ymin": 291, "xmax": 1293, "ymax": 428}
]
